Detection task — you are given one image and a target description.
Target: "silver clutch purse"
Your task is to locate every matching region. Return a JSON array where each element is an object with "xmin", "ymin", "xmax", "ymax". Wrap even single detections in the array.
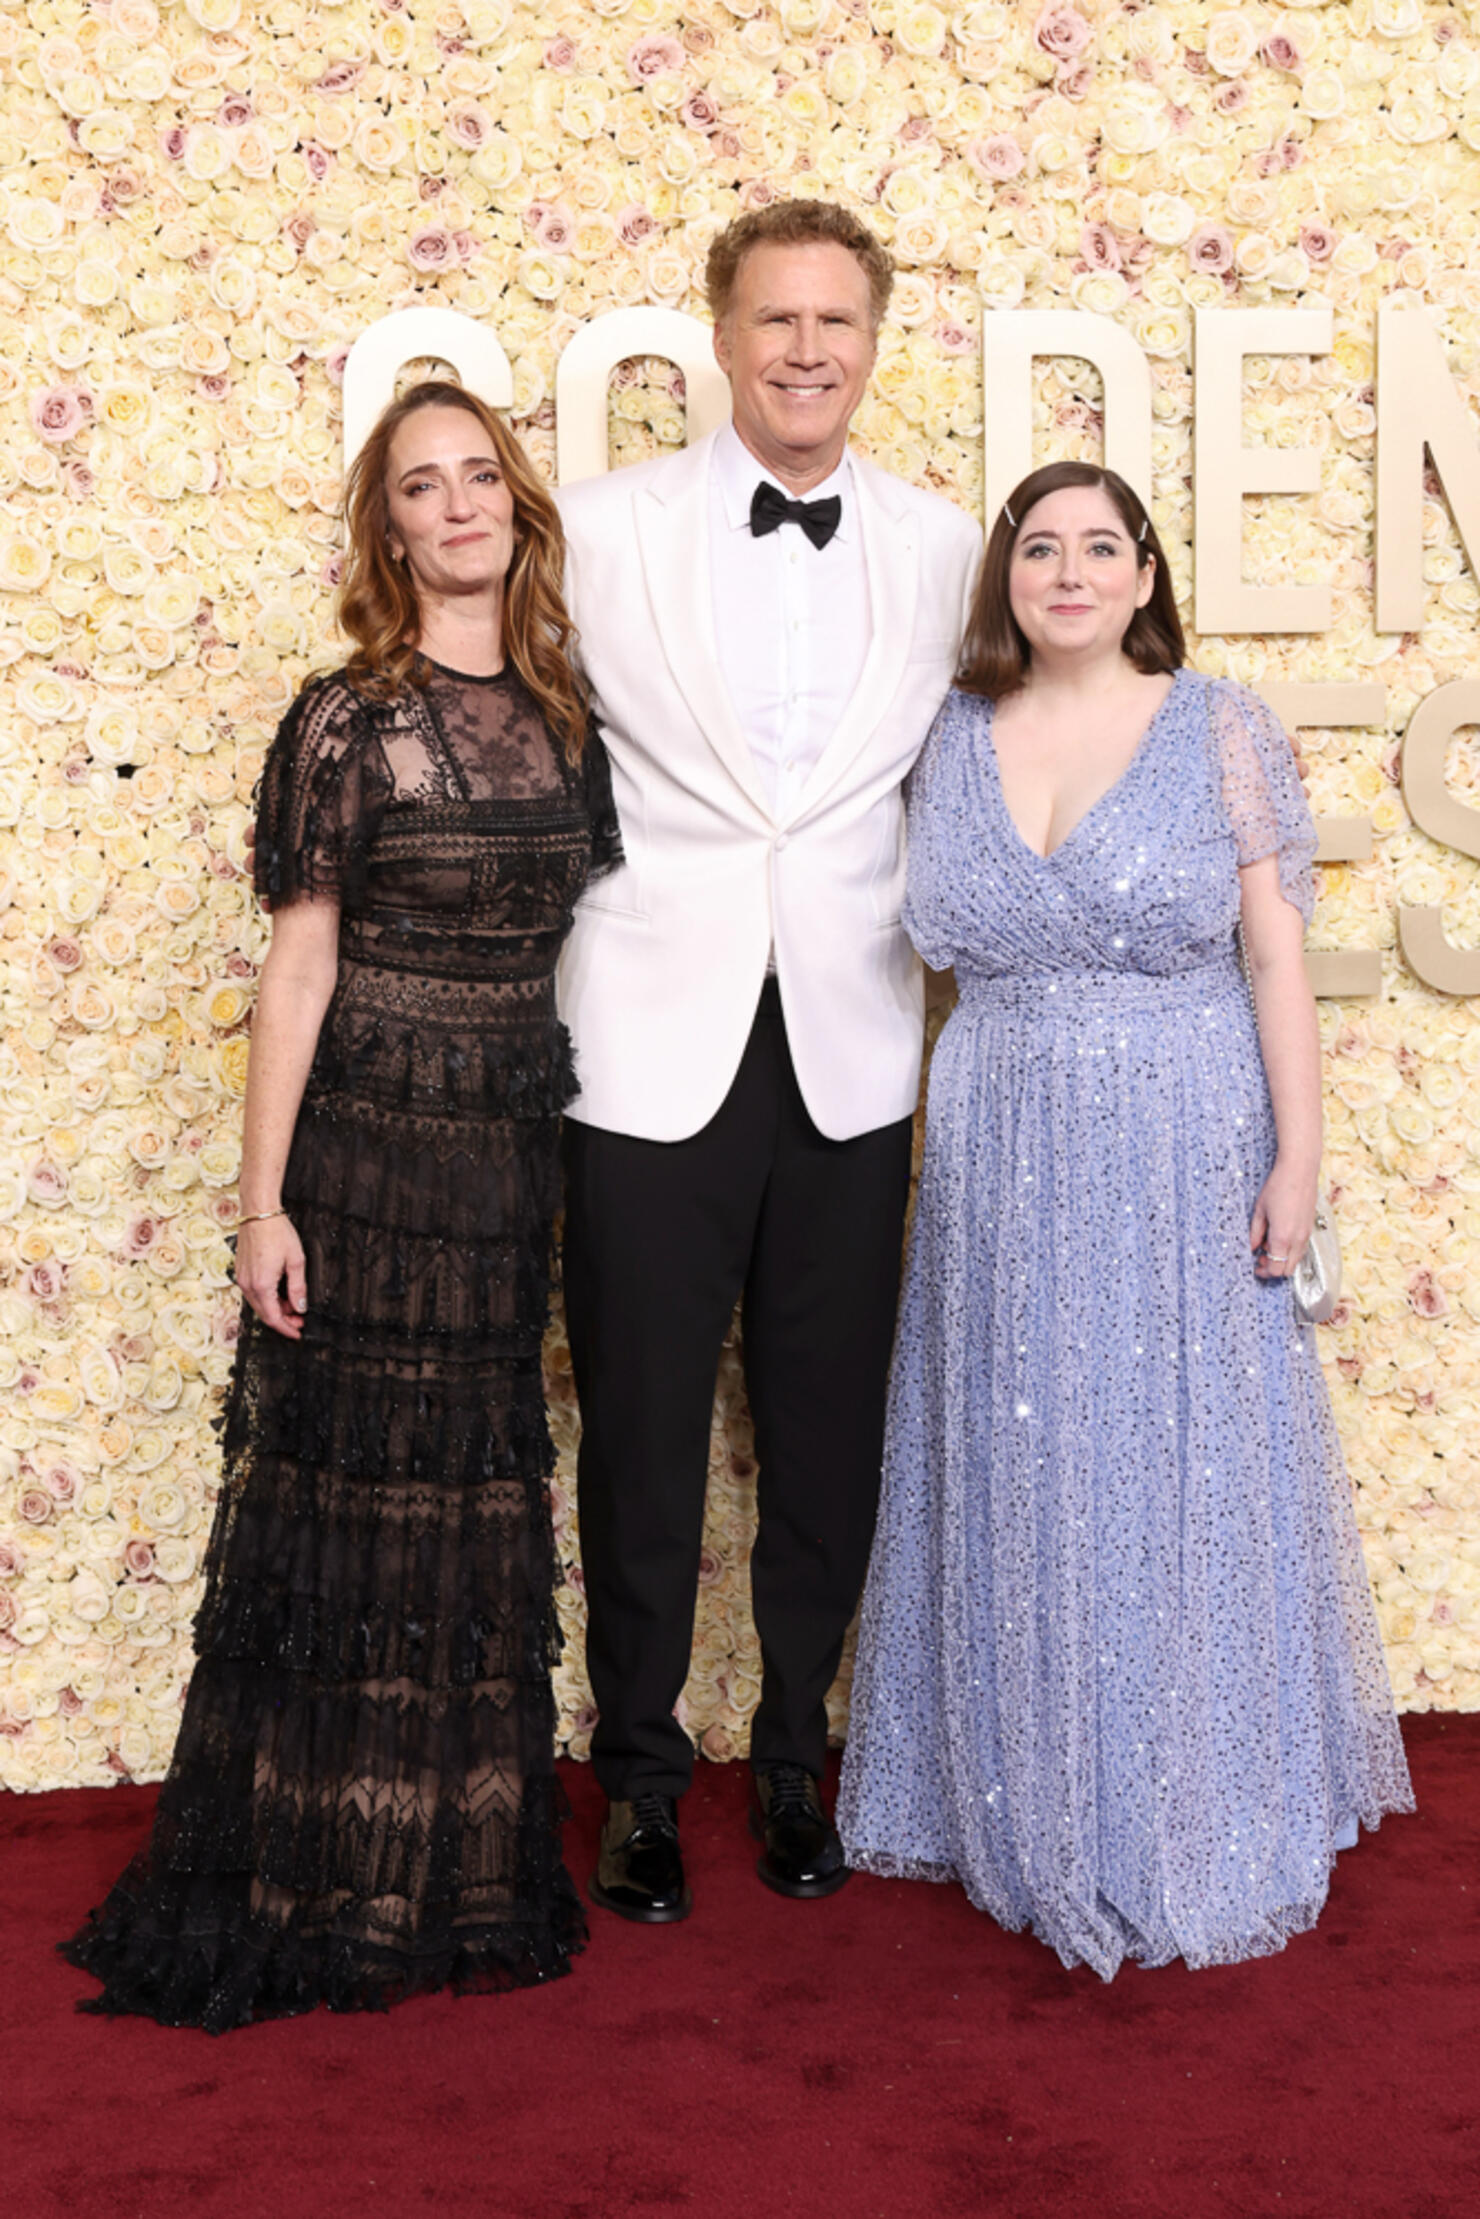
[{"xmin": 1291, "ymin": 1200, "xmax": 1341, "ymax": 1325}]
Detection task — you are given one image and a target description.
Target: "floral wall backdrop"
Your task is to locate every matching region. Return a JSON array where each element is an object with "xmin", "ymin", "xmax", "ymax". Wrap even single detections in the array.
[{"xmin": 2, "ymin": 0, "xmax": 1479, "ymax": 1791}]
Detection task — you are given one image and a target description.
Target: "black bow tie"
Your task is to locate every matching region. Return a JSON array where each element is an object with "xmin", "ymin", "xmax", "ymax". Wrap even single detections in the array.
[{"xmin": 749, "ymin": 481, "xmax": 842, "ymax": 551}]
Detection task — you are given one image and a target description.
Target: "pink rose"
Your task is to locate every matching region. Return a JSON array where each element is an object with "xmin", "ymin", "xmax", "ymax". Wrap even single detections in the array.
[
  {"xmin": 626, "ymin": 34, "xmax": 684, "ymax": 85},
  {"xmin": 325, "ymin": 343, "xmax": 350, "ymax": 387},
  {"xmin": 302, "ymin": 142, "xmax": 331, "ymax": 182},
  {"xmin": 44, "ymin": 1461, "xmax": 79, "ymax": 1503},
  {"xmin": 1409, "ymin": 1272, "xmax": 1448, "ymax": 1319},
  {"xmin": 124, "ymin": 1214, "xmax": 160, "ymax": 1258},
  {"xmin": 160, "ymin": 124, "xmax": 186, "ymax": 160},
  {"xmin": 407, "ymin": 225, "xmax": 454, "ymax": 272},
  {"xmin": 283, "ymin": 211, "xmax": 314, "ymax": 251},
  {"xmin": 968, "ymin": 135, "xmax": 1025, "ymax": 182},
  {"xmin": 217, "ymin": 93, "xmax": 252, "ymax": 127},
  {"xmin": 315, "ymin": 59, "xmax": 366, "ymax": 95},
  {"xmin": 616, "ymin": 204, "xmax": 657, "ymax": 248},
  {"xmin": 28, "ymin": 1161, "xmax": 68, "ymax": 1203},
  {"xmin": 64, "ymin": 461, "xmax": 96, "ymax": 499},
  {"xmin": 1057, "ymin": 61, "xmax": 1094, "ymax": 100},
  {"xmin": 31, "ymin": 386, "xmax": 88, "ymax": 445},
  {"xmin": 681, "ymin": 90, "xmax": 721, "ymax": 133},
  {"xmin": 0, "ymin": 1543, "xmax": 20, "ymax": 1577},
  {"xmin": 532, "ymin": 204, "xmax": 575, "ymax": 253},
  {"xmin": 936, "ymin": 321, "xmax": 977, "ymax": 357},
  {"xmin": 447, "ymin": 105, "xmax": 489, "ymax": 149},
  {"xmin": 26, "ymin": 1262, "xmax": 65, "ymax": 1303},
  {"xmin": 1300, "ymin": 224, "xmax": 1336, "ymax": 263},
  {"xmin": 59, "ymin": 1685, "xmax": 82, "ymax": 1715},
  {"xmin": 1034, "ymin": 6, "xmax": 1092, "ymax": 60},
  {"xmin": 0, "ymin": 1596, "xmax": 15, "ymax": 1634},
  {"xmin": 1214, "ymin": 80, "xmax": 1249, "ymax": 114},
  {"xmin": 124, "ymin": 1540, "xmax": 156, "ymax": 1578},
  {"xmin": 198, "ymin": 374, "xmax": 229, "ymax": 401},
  {"xmin": 1188, "ymin": 223, "xmax": 1234, "ymax": 274},
  {"xmin": 1262, "ymin": 35, "xmax": 1301, "ymax": 72},
  {"xmin": 543, "ymin": 37, "xmax": 576, "ymax": 71},
  {"xmin": 18, "ymin": 1489, "xmax": 54, "ymax": 1527},
  {"xmin": 46, "ymin": 935, "xmax": 83, "ymax": 971},
  {"xmin": 1080, "ymin": 223, "xmax": 1122, "ymax": 272}
]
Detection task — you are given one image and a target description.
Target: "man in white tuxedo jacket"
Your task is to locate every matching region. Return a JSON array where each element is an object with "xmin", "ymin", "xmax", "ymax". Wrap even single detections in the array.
[{"xmin": 557, "ymin": 202, "xmax": 981, "ymax": 1921}]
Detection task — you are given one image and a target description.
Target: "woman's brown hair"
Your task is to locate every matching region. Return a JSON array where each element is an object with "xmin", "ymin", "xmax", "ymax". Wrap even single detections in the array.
[
  {"xmin": 338, "ymin": 379, "xmax": 587, "ymax": 759},
  {"xmin": 957, "ymin": 461, "xmax": 1185, "ymax": 701}
]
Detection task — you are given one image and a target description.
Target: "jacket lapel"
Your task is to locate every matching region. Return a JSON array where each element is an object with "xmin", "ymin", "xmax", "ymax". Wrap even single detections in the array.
[
  {"xmin": 632, "ymin": 431, "xmax": 774, "ymax": 822},
  {"xmin": 782, "ymin": 454, "xmax": 919, "ymax": 827}
]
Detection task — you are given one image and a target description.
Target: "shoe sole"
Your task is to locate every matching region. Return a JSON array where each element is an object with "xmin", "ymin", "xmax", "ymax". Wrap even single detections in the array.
[
  {"xmin": 754, "ymin": 1854, "xmax": 851, "ymax": 1900},
  {"xmin": 748, "ymin": 1807, "xmax": 852, "ymax": 1898},
  {"xmin": 588, "ymin": 1874, "xmax": 693, "ymax": 1924}
]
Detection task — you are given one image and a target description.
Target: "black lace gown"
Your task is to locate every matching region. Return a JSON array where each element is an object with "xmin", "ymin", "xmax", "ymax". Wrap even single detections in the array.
[{"xmin": 63, "ymin": 662, "xmax": 618, "ymax": 2031}]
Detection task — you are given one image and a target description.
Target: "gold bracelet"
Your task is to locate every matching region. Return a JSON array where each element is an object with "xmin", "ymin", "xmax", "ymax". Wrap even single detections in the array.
[{"xmin": 235, "ymin": 1207, "xmax": 288, "ymax": 1229}]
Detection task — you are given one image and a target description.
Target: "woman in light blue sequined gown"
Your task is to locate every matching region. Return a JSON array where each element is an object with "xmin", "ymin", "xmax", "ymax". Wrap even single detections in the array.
[{"xmin": 838, "ymin": 464, "xmax": 1412, "ymax": 1978}]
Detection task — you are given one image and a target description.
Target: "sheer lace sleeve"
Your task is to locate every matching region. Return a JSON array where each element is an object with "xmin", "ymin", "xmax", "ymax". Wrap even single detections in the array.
[
  {"xmin": 253, "ymin": 674, "xmax": 389, "ymax": 911},
  {"xmin": 580, "ymin": 722, "xmax": 624, "ymax": 880},
  {"xmin": 1208, "ymin": 678, "xmax": 1316, "ymax": 924}
]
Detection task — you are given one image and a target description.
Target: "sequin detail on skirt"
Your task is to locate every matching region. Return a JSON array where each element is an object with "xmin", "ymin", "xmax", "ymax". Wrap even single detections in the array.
[{"xmin": 838, "ymin": 672, "xmax": 1413, "ymax": 1979}]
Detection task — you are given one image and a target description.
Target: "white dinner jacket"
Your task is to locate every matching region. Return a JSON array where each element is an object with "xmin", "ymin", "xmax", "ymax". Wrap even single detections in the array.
[{"xmin": 556, "ymin": 430, "xmax": 982, "ymax": 1143}]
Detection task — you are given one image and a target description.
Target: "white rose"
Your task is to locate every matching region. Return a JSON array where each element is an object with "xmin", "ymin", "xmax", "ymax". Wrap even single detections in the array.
[{"xmin": 1205, "ymin": 12, "xmax": 1261, "ymax": 77}]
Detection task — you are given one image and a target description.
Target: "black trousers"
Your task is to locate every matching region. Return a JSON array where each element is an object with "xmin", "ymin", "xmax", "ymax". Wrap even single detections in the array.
[{"xmin": 561, "ymin": 980, "xmax": 914, "ymax": 1800}]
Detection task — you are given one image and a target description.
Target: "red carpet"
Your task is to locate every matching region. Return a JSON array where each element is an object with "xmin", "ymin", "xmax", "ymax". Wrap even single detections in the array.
[{"xmin": 5, "ymin": 1718, "xmax": 1476, "ymax": 2219}]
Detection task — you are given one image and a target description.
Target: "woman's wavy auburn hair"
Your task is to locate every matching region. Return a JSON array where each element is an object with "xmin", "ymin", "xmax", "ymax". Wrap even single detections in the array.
[
  {"xmin": 339, "ymin": 379, "xmax": 586, "ymax": 759},
  {"xmin": 957, "ymin": 461, "xmax": 1185, "ymax": 701}
]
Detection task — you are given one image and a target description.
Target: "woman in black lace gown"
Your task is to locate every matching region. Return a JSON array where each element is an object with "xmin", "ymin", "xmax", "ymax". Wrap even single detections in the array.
[{"xmin": 63, "ymin": 381, "xmax": 617, "ymax": 2030}]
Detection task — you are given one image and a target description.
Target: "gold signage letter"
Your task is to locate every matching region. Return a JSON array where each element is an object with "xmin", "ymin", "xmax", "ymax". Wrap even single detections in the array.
[
  {"xmin": 981, "ymin": 309, "xmax": 1153, "ymax": 528},
  {"xmin": 1259, "ymin": 683, "xmax": 1386, "ymax": 999},
  {"xmin": 1193, "ymin": 308, "xmax": 1333, "ymax": 635},
  {"xmin": 1399, "ymin": 680, "xmax": 1480, "ymax": 994},
  {"xmin": 341, "ymin": 306, "xmax": 513, "ymax": 471},
  {"xmin": 1375, "ymin": 303, "xmax": 1480, "ymax": 634},
  {"xmin": 555, "ymin": 307, "xmax": 731, "ymax": 486}
]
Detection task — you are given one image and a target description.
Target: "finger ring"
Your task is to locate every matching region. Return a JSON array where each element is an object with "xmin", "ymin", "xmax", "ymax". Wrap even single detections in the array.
[{"xmin": 1267, "ymin": 1253, "xmax": 1289, "ymax": 1264}]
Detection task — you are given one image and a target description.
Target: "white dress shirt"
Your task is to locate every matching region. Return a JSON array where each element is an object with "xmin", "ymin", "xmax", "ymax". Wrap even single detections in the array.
[{"xmin": 709, "ymin": 422, "xmax": 871, "ymax": 821}]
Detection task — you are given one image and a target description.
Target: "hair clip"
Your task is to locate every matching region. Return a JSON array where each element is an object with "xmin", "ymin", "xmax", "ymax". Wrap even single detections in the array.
[
  {"xmin": 1138, "ymin": 516, "xmax": 1149, "ymax": 543},
  {"xmin": 1002, "ymin": 499, "xmax": 1017, "ymax": 529}
]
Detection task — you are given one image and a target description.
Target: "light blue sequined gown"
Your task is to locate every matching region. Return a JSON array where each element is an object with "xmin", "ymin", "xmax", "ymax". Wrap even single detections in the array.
[{"xmin": 838, "ymin": 670, "xmax": 1412, "ymax": 1978}]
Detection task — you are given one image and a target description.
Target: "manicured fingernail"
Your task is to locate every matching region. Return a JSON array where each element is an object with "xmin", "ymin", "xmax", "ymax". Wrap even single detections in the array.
[{"xmin": 294, "ymin": 1295, "xmax": 306, "ymax": 1311}]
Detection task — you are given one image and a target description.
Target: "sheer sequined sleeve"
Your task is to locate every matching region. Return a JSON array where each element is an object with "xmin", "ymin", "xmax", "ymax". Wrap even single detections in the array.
[
  {"xmin": 253, "ymin": 674, "xmax": 389, "ymax": 912},
  {"xmin": 580, "ymin": 721, "xmax": 624, "ymax": 881},
  {"xmin": 902, "ymin": 692, "xmax": 969, "ymax": 972},
  {"xmin": 1209, "ymin": 679, "xmax": 1316, "ymax": 925}
]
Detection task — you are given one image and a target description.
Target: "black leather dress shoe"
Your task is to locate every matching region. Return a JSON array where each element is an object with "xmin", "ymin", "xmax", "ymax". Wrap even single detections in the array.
[
  {"xmin": 590, "ymin": 1794, "xmax": 692, "ymax": 1923},
  {"xmin": 749, "ymin": 1763, "xmax": 850, "ymax": 1899}
]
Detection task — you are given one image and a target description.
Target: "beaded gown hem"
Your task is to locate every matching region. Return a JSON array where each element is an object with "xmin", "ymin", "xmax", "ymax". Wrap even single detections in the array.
[{"xmin": 837, "ymin": 672, "xmax": 1413, "ymax": 1982}]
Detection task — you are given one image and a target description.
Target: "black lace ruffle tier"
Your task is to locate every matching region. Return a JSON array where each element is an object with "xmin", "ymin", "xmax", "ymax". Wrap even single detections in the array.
[{"xmin": 63, "ymin": 664, "xmax": 619, "ymax": 2031}]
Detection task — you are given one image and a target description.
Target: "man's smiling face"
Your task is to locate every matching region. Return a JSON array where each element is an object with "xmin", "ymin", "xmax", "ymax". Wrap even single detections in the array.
[{"xmin": 713, "ymin": 240, "xmax": 879, "ymax": 494}]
